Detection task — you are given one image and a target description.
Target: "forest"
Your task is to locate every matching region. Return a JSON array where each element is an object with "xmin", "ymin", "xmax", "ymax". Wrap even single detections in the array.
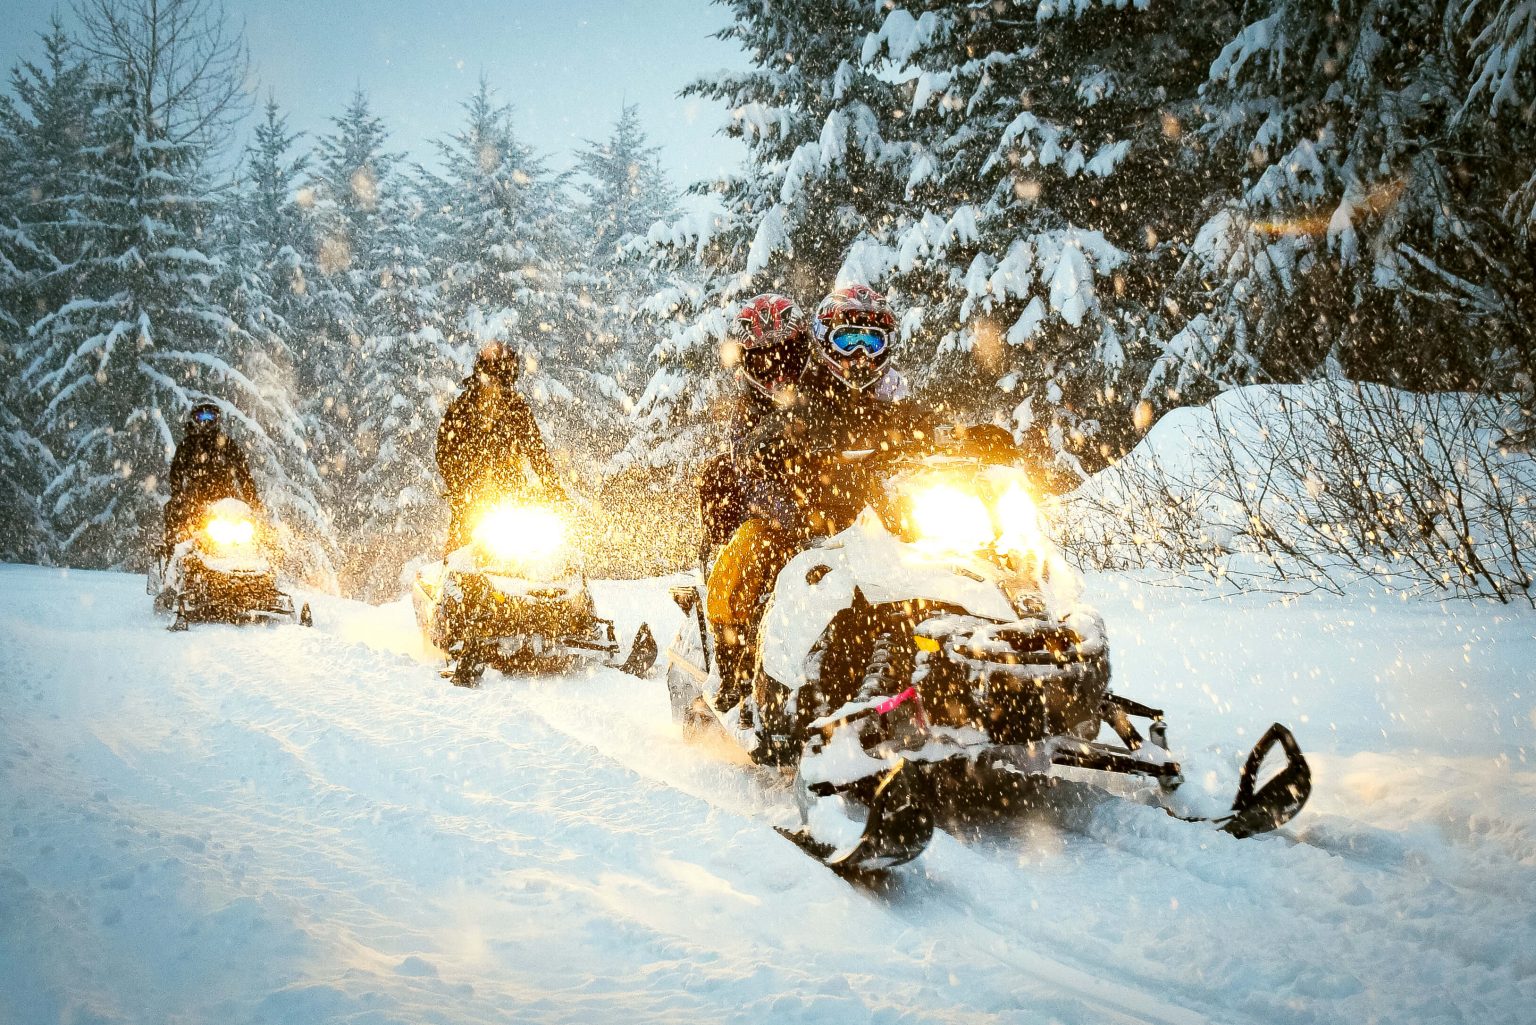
[{"xmin": 3, "ymin": 0, "xmax": 1533, "ymax": 600}]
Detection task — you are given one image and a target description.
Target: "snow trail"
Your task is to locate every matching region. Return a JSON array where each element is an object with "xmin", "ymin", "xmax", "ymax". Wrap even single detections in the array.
[{"xmin": 2, "ymin": 564, "xmax": 1532, "ymax": 1024}]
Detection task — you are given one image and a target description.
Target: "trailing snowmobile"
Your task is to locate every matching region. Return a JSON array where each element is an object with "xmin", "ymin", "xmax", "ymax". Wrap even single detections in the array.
[
  {"xmin": 149, "ymin": 497, "xmax": 312, "ymax": 631},
  {"xmin": 412, "ymin": 494, "xmax": 656, "ymax": 686},
  {"xmin": 664, "ymin": 433, "xmax": 1311, "ymax": 874}
]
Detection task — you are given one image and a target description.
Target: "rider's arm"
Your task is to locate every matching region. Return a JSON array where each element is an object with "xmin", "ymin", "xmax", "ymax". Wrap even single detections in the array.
[
  {"xmin": 230, "ymin": 443, "xmax": 261, "ymax": 510},
  {"xmin": 510, "ymin": 401, "xmax": 565, "ymax": 499},
  {"xmin": 436, "ymin": 400, "xmax": 469, "ymax": 493}
]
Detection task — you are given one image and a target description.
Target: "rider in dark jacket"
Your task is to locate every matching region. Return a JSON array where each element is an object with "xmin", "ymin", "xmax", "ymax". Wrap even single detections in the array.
[
  {"xmin": 163, "ymin": 403, "xmax": 261, "ymax": 546},
  {"xmin": 707, "ymin": 286, "xmax": 934, "ymax": 710},
  {"xmin": 437, "ymin": 342, "xmax": 565, "ymax": 553},
  {"xmin": 698, "ymin": 293, "xmax": 812, "ymax": 555}
]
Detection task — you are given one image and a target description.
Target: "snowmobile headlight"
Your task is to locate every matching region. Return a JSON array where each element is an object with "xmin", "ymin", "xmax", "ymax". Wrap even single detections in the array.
[
  {"xmin": 205, "ymin": 516, "xmax": 256, "ymax": 548},
  {"xmin": 908, "ymin": 485, "xmax": 994, "ymax": 553},
  {"xmin": 472, "ymin": 502, "xmax": 565, "ymax": 562},
  {"xmin": 994, "ymin": 484, "xmax": 1047, "ymax": 561}
]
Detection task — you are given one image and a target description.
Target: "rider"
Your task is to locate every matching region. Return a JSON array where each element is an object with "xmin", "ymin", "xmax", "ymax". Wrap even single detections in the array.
[
  {"xmin": 698, "ymin": 293, "xmax": 811, "ymax": 557},
  {"xmin": 437, "ymin": 341, "xmax": 566, "ymax": 554},
  {"xmin": 163, "ymin": 402, "xmax": 261, "ymax": 547},
  {"xmin": 707, "ymin": 285, "xmax": 934, "ymax": 711}
]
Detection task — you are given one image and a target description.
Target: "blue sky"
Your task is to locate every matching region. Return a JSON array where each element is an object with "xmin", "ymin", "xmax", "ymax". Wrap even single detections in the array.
[{"xmin": 1, "ymin": 0, "xmax": 749, "ymax": 188}]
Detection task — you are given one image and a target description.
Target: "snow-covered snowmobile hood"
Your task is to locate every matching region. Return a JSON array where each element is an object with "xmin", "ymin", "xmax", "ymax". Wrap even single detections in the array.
[{"xmin": 761, "ymin": 510, "xmax": 1021, "ymax": 689}]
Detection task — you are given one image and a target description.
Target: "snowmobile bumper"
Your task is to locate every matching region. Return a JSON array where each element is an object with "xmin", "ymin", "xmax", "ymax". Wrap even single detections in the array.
[
  {"xmin": 913, "ymin": 611, "xmax": 1111, "ymax": 746},
  {"xmin": 419, "ymin": 568, "xmax": 655, "ymax": 683},
  {"xmin": 429, "ymin": 570, "xmax": 612, "ymax": 657},
  {"xmin": 169, "ymin": 557, "xmax": 300, "ymax": 627}
]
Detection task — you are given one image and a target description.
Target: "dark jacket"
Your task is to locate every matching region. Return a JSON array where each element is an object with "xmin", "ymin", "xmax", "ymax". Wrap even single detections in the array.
[
  {"xmin": 437, "ymin": 377, "xmax": 563, "ymax": 552},
  {"xmin": 436, "ymin": 378, "xmax": 562, "ymax": 501},
  {"xmin": 732, "ymin": 376, "xmax": 939, "ymax": 537},
  {"xmin": 698, "ymin": 386, "xmax": 789, "ymax": 548},
  {"xmin": 163, "ymin": 430, "xmax": 260, "ymax": 542}
]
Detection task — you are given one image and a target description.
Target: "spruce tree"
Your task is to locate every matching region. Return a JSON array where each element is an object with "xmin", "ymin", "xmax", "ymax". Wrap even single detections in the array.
[
  {"xmin": 627, "ymin": 0, "xmax": 906, "ymax": 480},
  {"xmin": 422, "ymin": 81, "xmax": 588, "ymax": 471},
  {"xmin": 0, "ymin": 20, "xmax": 88, "ymax": 561},
  {"xmin": 307, "ymin": 90, "xmax": 449, "ymax": 596},
  {"xmin": 216, "ymin": 98, "xmax": 340, "ymax": 587},
  {"xmin": 20, "ymin": 0, "xmax": 255, "ymax": 568},
  {"xmin": 574, "ymin": 103, "xmax": 678, "ymax": 458}
]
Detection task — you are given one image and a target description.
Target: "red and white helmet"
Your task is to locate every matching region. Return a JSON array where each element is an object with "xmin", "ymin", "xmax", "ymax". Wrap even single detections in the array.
[
  {"xmin": 729, "ymin": 293, "xmax": 810, "ymax": 398},
  {"xmin": 811, "ymin": 285, "xmax": 897, "ymax": 391}
]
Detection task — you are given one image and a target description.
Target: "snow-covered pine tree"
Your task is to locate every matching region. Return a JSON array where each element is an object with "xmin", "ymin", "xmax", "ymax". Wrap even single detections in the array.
[
  {"xmin": 573, "ymin": 103, "xmax": 678, "ymax": 458},
  {"xmin": 19, "ymin": 0, "xmax": 258, "ymax": 568},
  {"xmin": 0, "ymin": 19, "xmax": 88, "ymax": 561},
  {"xmin": 625, "ymin": 0, "xmax": 909, "ymax": 480},
  {"xmin": 1190, "ymin": 0, "xmax": 1518, "ymax": 396},
  {"xmin": 1449, "ymin": 0, "xmax": 1536, "ymax": 447},
  {"xmin": 854, "ymin": 1, "xmax": 1241, "ymax": 473},
  {"xmin": 307, "ymin": 90, "xmax": 450, "ymax": 597},
  {"xmin": 215, "ymin": 98, "xmax": 340, "ymax": 588},
  {"xmin": 421, "ymin": 81, "xmax": 590, "ymax": 474},
  {"xmin": 348, "ymin": 176, "xmax": 451, "ymax": 598}
]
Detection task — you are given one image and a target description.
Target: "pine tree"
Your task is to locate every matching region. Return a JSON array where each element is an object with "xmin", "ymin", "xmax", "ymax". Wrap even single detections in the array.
[
  {"xmin": 574, "ymin": 103, "xmax": 678, "ymax": 458},
  {"xmin": 307, "ymin": 90, "xmax": 451, "ymax": 596},
  {"xmin": 421, "ymin": 81, "xmax": 589, "ymax": 472},
  {"xmin": 1191, "ymin": 0, "xmax": 1523, "ymax": 394},
  {"xmin": 1450, "ymin": 0, "xmax": 1536, "ymax": 446},
  {"xmin": 19, "ymin": 0, "xmax": 255, "ymax": 568},
  {"xmin": 0, "ymin": 20, "xmax": 91, "ymax": 561},
  {"xmin": 304, "ymin": 91, "xmax": 396, "ymax": 555},
  {"xmin": 216, "ymin": 98, "xmax": 340, "ymax": 587},
  {"xmin": 626, "ymin": 0, "xmax": 907, "ymax": 480},
  {"xmin": 845, "ymin": 2, "xmax": 1239, "ymax": 470}
]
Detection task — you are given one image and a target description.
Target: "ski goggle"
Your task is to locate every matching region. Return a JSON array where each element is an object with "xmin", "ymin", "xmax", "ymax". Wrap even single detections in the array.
[
  {"xmin": 192, "ymin": 408, "xmax": 219, "ymax": 425},
  {"xmin": 827, "ymin": 325, "xmax": 889, "ymax": 357}
]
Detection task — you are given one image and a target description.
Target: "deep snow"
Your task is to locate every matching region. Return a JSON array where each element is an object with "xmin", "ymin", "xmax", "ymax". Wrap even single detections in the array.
[{"xmin": 1, "ymin": 563, "xmax": 1532, "ymax": 1024}]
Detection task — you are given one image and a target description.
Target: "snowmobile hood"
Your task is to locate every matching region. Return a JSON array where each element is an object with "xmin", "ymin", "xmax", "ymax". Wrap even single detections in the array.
[{"xmin": 761, "ymin": 510, "xmax": 1018, "ymax": 689}]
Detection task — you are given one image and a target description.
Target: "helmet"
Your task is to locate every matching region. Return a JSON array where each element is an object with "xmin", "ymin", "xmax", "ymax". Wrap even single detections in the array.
[
  {"xmin": 729, "ymin": 293, "xmax": 809, "ymax": 399},
  {"xmin": 811, "ymin": 285, "xmax": 897, "ymax": 391},
  {"xmin": 473, "ymin": 341, "xmax": 520, "ymax": 385},
  {"xmin": 187, "ymin": 402, "xmax": 221, "ymax": 432}
]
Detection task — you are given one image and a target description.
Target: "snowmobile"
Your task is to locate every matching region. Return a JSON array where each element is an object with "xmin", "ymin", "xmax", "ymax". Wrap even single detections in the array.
[
  {"xmin": 664, "ymin": 431, "xmax": 1312, "ymax": 874},
  {"xmin": 412, "ymin": 494, "xmax": 656, "ymax": 686},
  {"xmin": 149, "ymin": 497, "xmax": 312, "ymax": 631}
]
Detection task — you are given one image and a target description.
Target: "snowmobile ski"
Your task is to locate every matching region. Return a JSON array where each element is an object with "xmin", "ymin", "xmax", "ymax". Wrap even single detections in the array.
[
  {"xmin": 1159, "ymin": 722, "xmax": 1312, "ymax": 837},
  {"xmin": 614, "ymin": 622, "xmax": 657, "ymax": 677},
  {"xmin": 776, "ymin": 760, "xmax": 934, "ymax": 874}
]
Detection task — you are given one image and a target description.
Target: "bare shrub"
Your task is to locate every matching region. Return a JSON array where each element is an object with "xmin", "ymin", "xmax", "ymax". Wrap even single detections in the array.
[{"xmin": 1057, "ymin": 382, "xmax": 1536, "ymax": 604}]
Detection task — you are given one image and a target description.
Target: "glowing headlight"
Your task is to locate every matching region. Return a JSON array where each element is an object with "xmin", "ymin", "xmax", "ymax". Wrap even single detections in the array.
[
  {"xmin": 995, "ymin": 484, "xmax": 1045, "ymax": 556},
  {"xmin": 472, "ymin": 502, "xmax": 565, "ymax": 562},
  {"xmin": 909, "ymin": 485, "xmax": 994, "ymax": 552},
  {"xmin": 205, "ymin": 516, "xmax": 256, "ymax": 547}
]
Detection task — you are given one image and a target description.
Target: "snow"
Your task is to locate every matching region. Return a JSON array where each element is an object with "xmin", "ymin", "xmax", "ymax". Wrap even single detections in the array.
[{"xmin": 2, "ymin": 560, "xmax": 1533, "ymax": 1023}]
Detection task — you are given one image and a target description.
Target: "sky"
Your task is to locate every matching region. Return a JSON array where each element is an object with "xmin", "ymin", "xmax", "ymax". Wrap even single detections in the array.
[{"xmin": 1, "ymin": 0, "xmax": 750, "ymax": 188}]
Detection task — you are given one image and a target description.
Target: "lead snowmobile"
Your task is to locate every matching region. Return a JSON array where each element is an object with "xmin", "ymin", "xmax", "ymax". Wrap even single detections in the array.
[
  {"xmin": 149, "ymin": 497, "xmax": 312, "ymax": 631},
  {"xmin": 664, "ymin": 432, "xmax": 1312, "ymax": 874},
  {"xmin": 412, "ymin": 492, "xmax": 656, "ymax": 686}
]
